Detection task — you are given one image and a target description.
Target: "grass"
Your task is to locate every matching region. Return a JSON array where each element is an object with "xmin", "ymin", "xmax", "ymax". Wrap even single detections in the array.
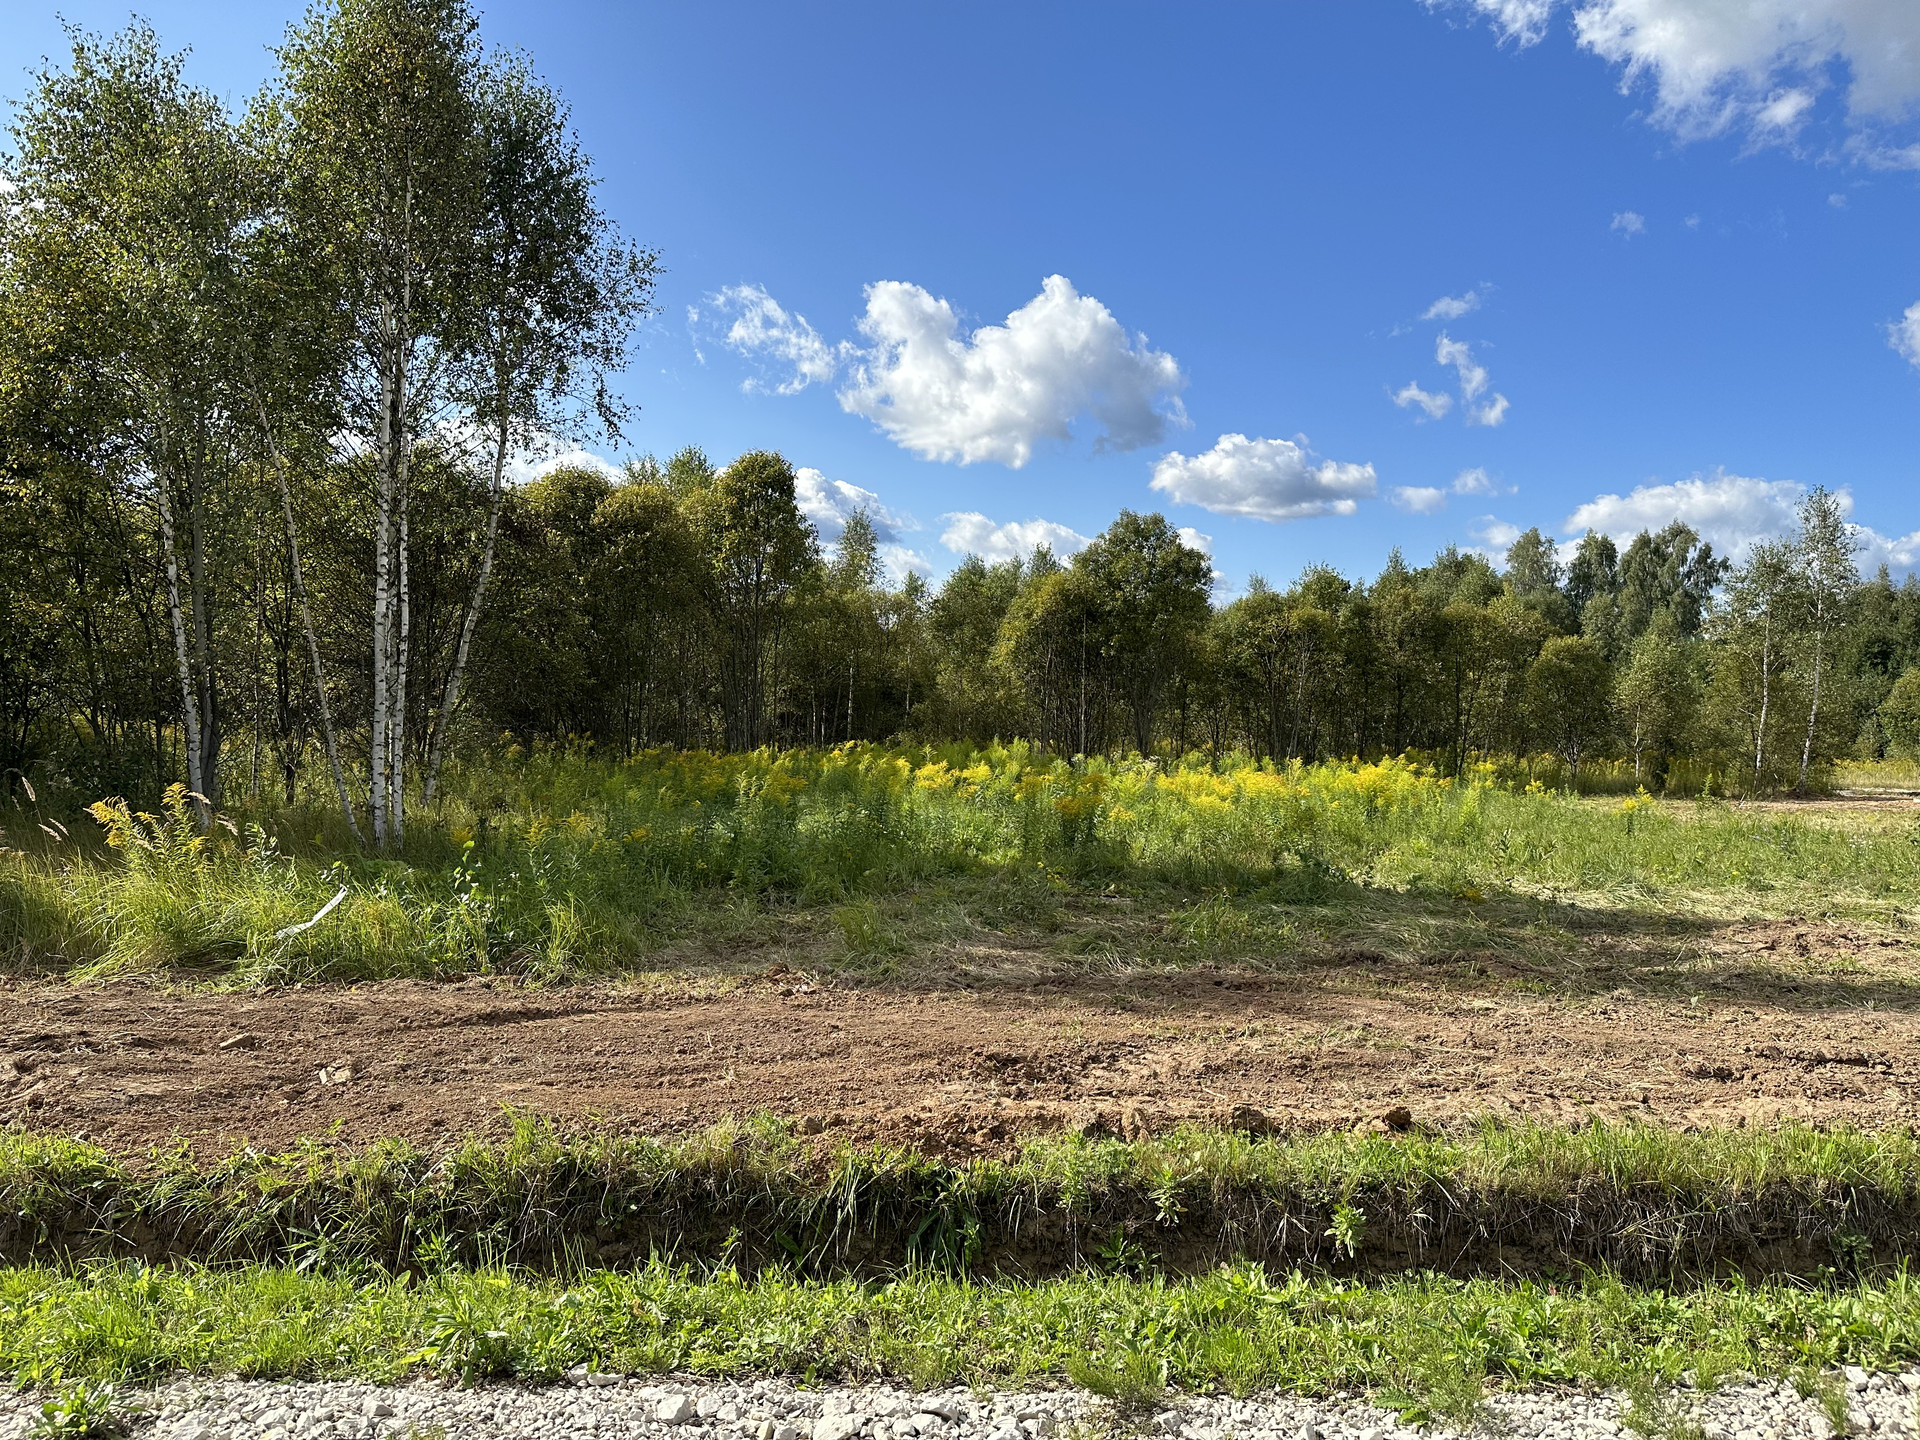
[
  {"xmin": 4, "ymin": 1117, "xmax": 1918, "ymax": 1281},
  {"xmin": 3, "ymin": 1259, "xmax": 1919, "ymax": 1421},
  {"xmin": 3, "ymin": 745, "xmax": 1918, "ymax": 985}
]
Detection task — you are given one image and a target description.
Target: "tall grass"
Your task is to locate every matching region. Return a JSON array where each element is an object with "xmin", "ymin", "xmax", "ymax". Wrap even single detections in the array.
[
  {"xmin": 4, "ymin": 744, "xmax": 1917, "ymax": 981},
  {"xmin": 3, "ymin": 1118, "xmax": 1915, "ymax": 1281}
]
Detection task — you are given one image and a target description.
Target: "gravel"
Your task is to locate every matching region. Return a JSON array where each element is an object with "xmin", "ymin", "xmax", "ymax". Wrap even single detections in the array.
[{"xmin": 0, "ymin": 1370, "xmax": 1914, "ymax": 1440}]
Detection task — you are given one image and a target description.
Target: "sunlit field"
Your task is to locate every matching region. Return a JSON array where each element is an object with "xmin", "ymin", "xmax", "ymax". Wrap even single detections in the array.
[{"xmin": 5, "ymin": 744, "xmax": 1915, "ymax": 985}]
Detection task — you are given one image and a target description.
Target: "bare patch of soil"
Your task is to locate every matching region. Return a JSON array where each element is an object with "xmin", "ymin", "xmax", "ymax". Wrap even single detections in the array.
[{"xmin": 4, "ymin": 921, "xmax": 1915, "ymax": 1156}]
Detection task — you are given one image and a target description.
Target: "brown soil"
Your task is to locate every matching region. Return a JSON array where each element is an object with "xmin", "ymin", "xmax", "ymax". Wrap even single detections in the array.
[{"xmin": 5, "ymin": 917, "xmax": 1916, "ymax": 1157}]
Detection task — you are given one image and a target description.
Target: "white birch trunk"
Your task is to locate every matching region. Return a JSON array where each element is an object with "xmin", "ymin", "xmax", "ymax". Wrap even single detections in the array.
[
  {"xmin": 155, "ymin": 468, "xmax": 207, "ymax": 822},
  {"xmin": 1798, "ymin": 605, "xmax": 1824, "ymax": 794},
  {"xmin": 1753, "ymin": 613, "xmax": 1772, "ymax": 791},
  {"xmin": 370, "ymin": 308, "xmax": 397, "ymax": 850}
]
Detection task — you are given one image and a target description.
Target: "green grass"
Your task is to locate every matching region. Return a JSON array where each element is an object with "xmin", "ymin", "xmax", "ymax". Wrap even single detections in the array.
[
  {"xmin": 3, "ymin": 1259, "xmax": 1918, "ymax": 1421},
  {"xmin": 4, "ymin": 744, "xmax": 1918, "ymax": 985},
  {"xmin": 5, "ymin": 1117, "xmax": 1917, "ymax": 1281}
]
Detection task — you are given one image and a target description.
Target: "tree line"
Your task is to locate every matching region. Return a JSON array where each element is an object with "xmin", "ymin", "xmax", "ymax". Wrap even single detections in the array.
[{"xmin": 6, "ymin": 7, "xmax": 1920, "ymax": 846}]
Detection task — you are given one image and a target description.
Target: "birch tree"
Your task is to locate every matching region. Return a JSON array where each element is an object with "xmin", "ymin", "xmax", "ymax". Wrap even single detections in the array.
[
  {"xmin": 1792, "ymin": 486, "xmax": 1857, "ymax": 793},
  {"xmin": 6, "ymin": 23, "xmax": 252, "ymax": 817},
  {"xmin": 270, "ymin": 0, "xmax": 481, "ymax": 849}
]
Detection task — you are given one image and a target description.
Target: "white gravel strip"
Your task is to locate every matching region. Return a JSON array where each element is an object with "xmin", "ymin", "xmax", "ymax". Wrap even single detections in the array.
[{"xmin": 1, "ymin": 1370, "xmax": 1916, "ymax": 1440}]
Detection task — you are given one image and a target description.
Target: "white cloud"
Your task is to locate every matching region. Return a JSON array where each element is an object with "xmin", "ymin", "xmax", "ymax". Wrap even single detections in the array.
[
  {"xmin": 1150, "ymin": 432, "xmax": 1377, "ymax": 522},
  {"xmin": 1434, "ymin": 334, "xmax": 1511, "ymax": 425},
  {"xmin": 697, "ymin": 284, "xmax": 838, "ymax": 395},
  {"xmin": 1392, "ymin": 486, "xmax": 1450, "ymax": 514},
  {"xmin": 838, "ymin": 275, "xmax": 1187, "ymax": 467},
  {"xmin": 1828, "ymin": 191, "xmax": 1849, "ymax": 207},
  {"xmin": 1422, "ymin": 287, "xmax": 1486, "ymax": 321},
  {"xmin": 793, "ymin": 469, "xmax": 929, "ymax": 582},
  {"xmin": 1393, "ymin": 381, "xmax": 1454, "ymax": 419},
  {"xmin": 1889, "ymin": 300, "xmax": 1920, "ymax": 368},
  {"xmin": 792, "ymin": 468, "xmax": 918, "ymax": 542},
  {"xmin": 1451, "ymin": 466, "xmax": 1501, "ymax": 496},
  {"xmin": 1563, "ymin": 470, "xmax": 1807, "ymax": 557},
  {"xmin": 1611, "ymin": 210, "xmax": 1647, "ymax": 236},
  {"xmin": 1176, "ymin": 526, "xmax": 1214, "ymax": 553},
  {"xmin": 1471, "ymin": 517, "xmax": 1526, "ymax": 555},
  {"xmin": 1438, "ymin": 0, "xmax": 1920, "ymax": 153},
  {"xmin": 1436, "ymin": 334, "xmax": 1490, "ymax": 400},
  {"xmin": 511, "ymin": 447, "xmax": 624, "ymax": 486},
  {"xmin": 1468, "ymin": 393, "xmax": 1511, "ymax": 427},
  {"xmin": 1564, "ymin": 468, "xmax": 1920, "ymax": 573},
  {"xmin": 939, "ymin": 512, "xmax": 1093, "ymax": 563}
]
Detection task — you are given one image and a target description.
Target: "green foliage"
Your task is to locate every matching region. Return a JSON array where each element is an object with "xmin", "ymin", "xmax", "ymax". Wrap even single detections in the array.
[{"xmin": 1, "ymin": 1260, "xmax": 1918, "ymax": 1415}]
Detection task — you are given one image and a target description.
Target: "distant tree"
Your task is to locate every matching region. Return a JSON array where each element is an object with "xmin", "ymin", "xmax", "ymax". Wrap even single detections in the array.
[
  {"xmin": 1526, "ymin": 635, "xmax": 1612, "ymax": 784},
  {"xmin": 1565, "ymin": 530, "xmax": 1618, "ymax": 619},
  {"xmin": 1880, "ymin": 667, "xmax": 1920, "ymax": 759},
  {"xmin": 1073, "ymin": 511, "xmax": 1212, "ymax": 755},
  {"xmin": 1504, "ymin": 527, "xmax": 1573, "ymax": 632},
  {"xmin": 1792, "ymin": 486, "xmax": 1858, "ymax": 792},
  {"xmin": 687, "ymin": 451, "xmax": 817, "ymax": 750},
  {"xmin": 1613, "ymin": 621, "xmax": 1699, "ymax": 783},
  {"xmin": 1714, "ymin": 540, "xmax": 1800, "ymax": 792}
]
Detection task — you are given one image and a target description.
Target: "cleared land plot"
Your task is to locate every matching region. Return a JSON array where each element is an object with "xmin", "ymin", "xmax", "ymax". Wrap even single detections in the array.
[{"xmin": 4, "ymin": 908, "xmax": 1913, "ymax": 1154}]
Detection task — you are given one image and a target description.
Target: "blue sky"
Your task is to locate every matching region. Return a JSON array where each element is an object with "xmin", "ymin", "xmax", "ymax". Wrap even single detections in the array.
[{"xmin": 7, "ymin": 0, "xmax": 1920, "ymax": 590}]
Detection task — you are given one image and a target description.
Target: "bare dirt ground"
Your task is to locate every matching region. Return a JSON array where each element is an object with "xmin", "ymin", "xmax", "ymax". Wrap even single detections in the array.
[{"xmin": 3, "ymin": 916, "xmax": 1914, "ymax": 1156}]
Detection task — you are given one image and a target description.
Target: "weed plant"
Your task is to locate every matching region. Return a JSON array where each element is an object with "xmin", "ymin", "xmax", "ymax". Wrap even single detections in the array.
[{"xmin": 3, "ymin": 744, "xmax": 1917, "ymax": 981}]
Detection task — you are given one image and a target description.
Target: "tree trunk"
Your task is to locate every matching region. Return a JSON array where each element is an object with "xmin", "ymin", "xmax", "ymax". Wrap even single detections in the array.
[
  {"xmin": 370, "ymin": 324, "xmax": 396, "ymax": 850},
  {"xmin": 1797, "ymin": 609, "xmax": 1823, "ymax": 794},
  {"xmin": 154, "ymin": 467, "xmax": 207, "ymax": 823},
  {"xmin": 1753, "ymin": 614, "xmax": 1772, "ymax": 793}
]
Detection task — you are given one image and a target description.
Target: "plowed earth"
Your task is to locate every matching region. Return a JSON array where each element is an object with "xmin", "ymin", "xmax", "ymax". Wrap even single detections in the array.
[{"xmin": 3, "ymin": 916, "xmax": 1916, "ymax": 1156}]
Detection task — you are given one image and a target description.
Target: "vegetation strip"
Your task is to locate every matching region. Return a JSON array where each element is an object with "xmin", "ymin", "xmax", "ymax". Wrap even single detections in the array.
[
  {"xmin": 9, "ymin": 748, "xmax": 1920, "ymax": 983},
  {"xmin": 4, "ymin": 1260, "xmax": 1919, "ymax": 1421},
  {"xmin": 4, "ymin": 1120, "xmax": 1916, "ymax": 1280}
]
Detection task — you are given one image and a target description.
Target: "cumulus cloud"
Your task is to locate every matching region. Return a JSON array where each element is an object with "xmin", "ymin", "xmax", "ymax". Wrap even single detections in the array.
[
  {"xmin": 1389, "ymin": 467, "xmax": 1510, "ymax": 515},
  {"xmin": 1423, "ymin": 287, "xmax": 1486, "ymax": 321},
  {"xmin": 1435, "ymin": 0, "xmax": 1920, "ymax": 153},
  {"xmin": 939, "ymin": 512, "xmax": 1093, "ymax": 563},
  {"xmin": 1176, "ymin": 526, "xmax": 1214, "ymax": 553},
  {"xmin": 792, "ymin": 469, "xmax": 930, "ymax": 581},
  {"xmin": 696, "ymin": 284, "xmax": 838, "ymax": 395},
  {"xmin": 1392, "ymin": 486, "xmax": 1450, "ymax": 514},
  {"xmin": 1611, "ymin": 210, "xmax": 1647, "ymax": 236},
  {"xmin": 1890, "ymin": 300, "xmax": 1920, "ymax": 368},
  {"xmin": 1394, "ymin": 381, "xmax": 1454, "ymax": 419},
  {"xmin": 509, "ymin": 447, "xmax": 624, "ymax": 486},
  {"xmin": 1150, "ymin": 432, "xmax": 1377, "ymax": 523},
  {"xmin": 1471, "ymin": 517, "xmax": 1526, "ymax": 555},
  {"xmin": 1563, "ymin": 468, "xmax": 1920, "ymax": 574},
  {"xmin": 1460, "ymin": 469, "xmax": 1509, "ymax": 497},
  {"xmin": 1563, "ymin": 470, "xmax": 1808, "ymax": 557},
  {"xmin": 838, "ymin": 275, "xmax": 1187, "ymax": 467},
  {"xmin": 792, "ymin": 468, "xmax": 917, "ymax": 542}
]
